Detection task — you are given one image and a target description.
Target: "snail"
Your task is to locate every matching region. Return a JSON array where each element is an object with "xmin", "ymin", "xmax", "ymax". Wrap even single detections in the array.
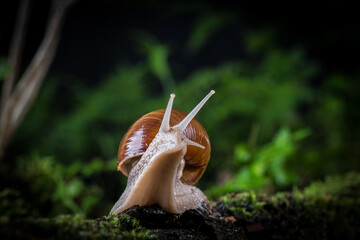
[{"xmin": 110, "ymin": 90, "xmax": 215, "ymax": 214}]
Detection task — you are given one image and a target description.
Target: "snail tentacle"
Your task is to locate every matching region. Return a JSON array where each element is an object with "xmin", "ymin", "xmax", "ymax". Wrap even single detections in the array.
[
  {"xmin": 174, "ymin": 90, "xmax": 215, "ymax": 132},
  {"xmin": 160, "ymin": 93, "xmax": 175, "ymax": 133}
]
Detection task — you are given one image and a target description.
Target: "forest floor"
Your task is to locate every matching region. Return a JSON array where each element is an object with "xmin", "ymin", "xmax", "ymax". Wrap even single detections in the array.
[{"xmin": 1, "ymin": 172, "xmax": 359, "ymax": 240}]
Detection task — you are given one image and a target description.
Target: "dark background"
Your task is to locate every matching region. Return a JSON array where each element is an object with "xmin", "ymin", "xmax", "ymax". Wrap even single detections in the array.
[{"xmin": 2, "ymin": 1, "xmax": 358, "ymax": 83}]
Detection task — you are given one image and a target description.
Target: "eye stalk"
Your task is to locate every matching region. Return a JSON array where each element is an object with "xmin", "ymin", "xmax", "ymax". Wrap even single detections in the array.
[
  {"xmin": 159, "ymin": 90, "xmax": 215, "ymax": 149},
  {"xmin": 159, "ymin": 93, "xmax": 175, "ymax": 133},
  {"xmin": 174, "ymin": 90, "xmax": 215, "ymax": 132}
]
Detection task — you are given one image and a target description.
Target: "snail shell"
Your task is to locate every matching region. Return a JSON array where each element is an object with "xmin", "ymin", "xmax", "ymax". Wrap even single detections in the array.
[{"xmin": 117, "ymin": 109, "xmax": 210, "ymax": 186}]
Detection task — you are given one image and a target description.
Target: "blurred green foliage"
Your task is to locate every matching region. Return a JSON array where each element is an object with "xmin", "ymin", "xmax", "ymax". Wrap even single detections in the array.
[
  {"xmin": 2, "ymin": 10, "xmax": 359, "ymax": 218},
  {"xmin": 0, "ymin": 57, "xmax": 11, "ymax": 81},
  {"xmin": 1, "ymin": 154, "xmax": 115, "ymax": 218},
  {"xmin": 208, "ymin": 127, "xmax": 310, "ymax": 198},
  {"xmin": 137, "ymin": 33, "xmax": 175, "ymax": 93},
  {"xmin": 186, "ymin": 12, "xmax": 235, "ymax": 55}
]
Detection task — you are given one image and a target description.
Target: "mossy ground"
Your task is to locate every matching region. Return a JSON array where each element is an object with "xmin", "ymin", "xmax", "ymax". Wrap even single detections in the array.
[
  {"xmin": 0, "ymin": 214, "xmax": 152, "ymax": 240},
  {"xmin": 1, "ymin": 172, "xmax": 359, "ymax": 239}
]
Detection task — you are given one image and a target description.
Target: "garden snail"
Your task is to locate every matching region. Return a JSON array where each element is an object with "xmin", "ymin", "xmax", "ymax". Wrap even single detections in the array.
[{"xmin": 110, "ymin": 90, "xmax": 215, "ymax": 214}]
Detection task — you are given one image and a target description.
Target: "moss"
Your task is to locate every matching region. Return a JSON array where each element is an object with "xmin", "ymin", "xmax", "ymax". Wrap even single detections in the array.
[
  {"xmin": 216, "ymin": 172, "xmax": 360, "ymax": 240},
  {"xmin": 218, "ymin": 191, "xmax": 268, "ymax": 219},
  {"xmin": 1, "ymin": 172, "xmax": 359, "ymax": 239},
  {"xmin": 0, "ymin": 214, "xmax": 154, "ymax": 239}
]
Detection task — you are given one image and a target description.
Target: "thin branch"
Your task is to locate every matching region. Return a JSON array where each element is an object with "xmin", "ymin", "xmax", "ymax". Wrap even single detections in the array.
[
  {"xmin": 1, "ymin": 0, "xmax": 31, "ymax": 112},
  {"xmin": 0, "ymin": 0, "xmax": 77, "ymax": 160}
]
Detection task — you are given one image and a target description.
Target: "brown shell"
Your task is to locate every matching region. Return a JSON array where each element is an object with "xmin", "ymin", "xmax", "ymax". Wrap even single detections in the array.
[{"xmin": 117, "ymin": 109, "xmax": 210, "ymax": 185}]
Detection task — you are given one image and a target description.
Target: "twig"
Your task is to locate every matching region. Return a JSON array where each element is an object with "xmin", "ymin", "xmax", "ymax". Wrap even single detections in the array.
[
  {"xmin": 0, "ymin": 0, "xmax": 77, "ymax": 160},
  {"xmin": 1, "ymin": 0, "xmax": 31, "ymax": 112}
]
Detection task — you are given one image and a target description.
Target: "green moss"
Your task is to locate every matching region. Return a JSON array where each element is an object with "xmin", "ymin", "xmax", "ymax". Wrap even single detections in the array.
[
  {"xmin": 0, "ymin": 214, "xmax": 155, "ymax": 239},
  {"xmin": 218, "ymin": 191, "xmax": 268, "ymax": 219},
  {"xmin": 303, "ymin": 172, "xmax": 360, "ymax": 199},
  {"xmin": 216, "ymin": 172, "xmax": 360, "ymax": 240},
  {"xmin": 1, "ymin": 172, "xmax": 359, "ymax": 239}
]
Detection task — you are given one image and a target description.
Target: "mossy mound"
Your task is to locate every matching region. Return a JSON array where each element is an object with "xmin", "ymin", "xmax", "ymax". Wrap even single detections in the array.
[
  {"xmin": 216, "ymin": 172, "xmax": 360, "ymax": 239},
  {"xmin": 1, "ymin": 172, "xmax": 359, "ymax": 239}
]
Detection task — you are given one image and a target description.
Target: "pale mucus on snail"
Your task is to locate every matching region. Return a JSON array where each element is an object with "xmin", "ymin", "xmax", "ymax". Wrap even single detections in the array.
[{"xmin": 110, "ymin": 90, "xmax": 215, "ymax": 214}]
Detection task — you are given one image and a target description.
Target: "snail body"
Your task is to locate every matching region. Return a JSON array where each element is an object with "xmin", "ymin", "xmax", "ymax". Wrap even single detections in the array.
[{"xmin": 110, "ymin": 90, "xmax": 215, "ymax": 214}]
